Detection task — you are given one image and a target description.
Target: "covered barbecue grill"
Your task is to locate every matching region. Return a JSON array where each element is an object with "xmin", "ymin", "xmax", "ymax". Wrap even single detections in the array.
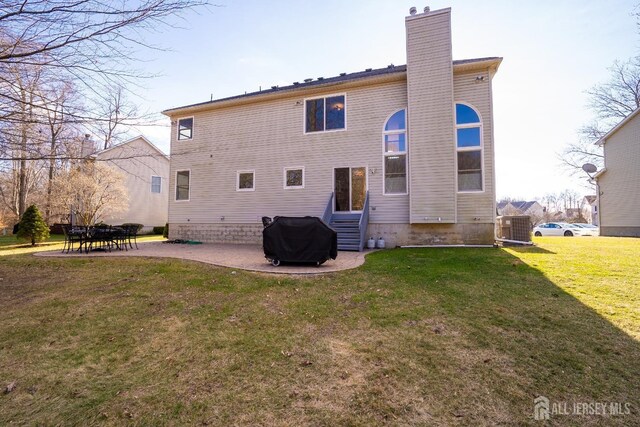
[{"xmin": 263, "ymin": 216, "xmax": 338, "ymax": 266}]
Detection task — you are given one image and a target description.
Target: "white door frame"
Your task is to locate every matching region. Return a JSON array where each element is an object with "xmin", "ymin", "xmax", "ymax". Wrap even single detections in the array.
[{"xmin": 333, "ymin": 166, "xmax": 368, "ymax": 213}]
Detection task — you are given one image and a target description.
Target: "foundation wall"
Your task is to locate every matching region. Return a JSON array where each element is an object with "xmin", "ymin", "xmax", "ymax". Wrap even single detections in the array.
[{"xmin": 170, "ymin": 222, "xmax": 495, "ymax": 247}]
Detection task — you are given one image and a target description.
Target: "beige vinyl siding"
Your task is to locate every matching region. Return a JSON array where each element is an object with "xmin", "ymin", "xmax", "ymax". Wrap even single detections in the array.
[
  {"xmin": 406, "ymin": 9, "xmax": 456, "ymax": 223},
  {"xmin": 598, "ymin": 112, "xmax": 640, "ymax": 228},
  {"xmin": 453, "ymin": 70, "xmax": 496, "ymax": 223},
  {"xmin": 97, "ymin": 138, "xmax": 170, "ymax": 227},
  {"xmin": 168, "ymin": 80, "xmax": 409, "ymax": 225}
]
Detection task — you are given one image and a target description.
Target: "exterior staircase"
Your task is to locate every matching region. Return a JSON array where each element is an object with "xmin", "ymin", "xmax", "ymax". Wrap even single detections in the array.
[
  {"xmin": 322, "ymin": 192, "xmax": 369, "ymax": 252},
  {"xmin": 329, "ymin": 213, "xmax": 362, "ymax": 251}
]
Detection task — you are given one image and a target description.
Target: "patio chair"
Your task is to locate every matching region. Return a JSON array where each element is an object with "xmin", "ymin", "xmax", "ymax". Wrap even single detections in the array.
[
  {"xmin": 86, "ymin": 224, "xmax": 113, "ymax": 253},
  {"xmin": 61, "ymin": 224, "xmax": 83, "ymax": 253},
  {"xmin": 121, "ymin": 223, "xmax": 143, "ymax": 249},
  {"xmin": 111, "ymin": 226, "xmax": 128, "ymax": 251}
]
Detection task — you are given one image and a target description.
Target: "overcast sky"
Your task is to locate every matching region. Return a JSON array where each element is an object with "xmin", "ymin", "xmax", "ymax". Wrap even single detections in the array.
[{"xmin": 132, "ymin": 0, "xmax": 638, "ymax": 200}]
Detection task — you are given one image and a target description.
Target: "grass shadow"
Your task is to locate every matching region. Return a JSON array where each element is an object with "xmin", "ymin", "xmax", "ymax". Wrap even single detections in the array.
[{"xmin": 505, "ymin": 245, "xmax": 556, "ymax": 254}]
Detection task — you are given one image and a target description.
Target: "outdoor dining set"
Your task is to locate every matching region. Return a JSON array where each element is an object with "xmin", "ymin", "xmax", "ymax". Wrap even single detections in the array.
[{"xmin": 61, "ymin": 224, "xmax": 142, "ymax": 253}]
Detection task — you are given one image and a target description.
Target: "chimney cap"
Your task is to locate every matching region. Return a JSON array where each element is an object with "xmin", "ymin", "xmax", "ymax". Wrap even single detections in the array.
[{"xmin": 409, "ymin": 6, "xmax": 417, "ymax": 15}]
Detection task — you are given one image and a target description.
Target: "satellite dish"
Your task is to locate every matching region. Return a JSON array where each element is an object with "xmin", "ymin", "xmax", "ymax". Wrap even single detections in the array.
[{"xmin": 582, "ymin": 163, "xmax": 598, "ymax": 174}]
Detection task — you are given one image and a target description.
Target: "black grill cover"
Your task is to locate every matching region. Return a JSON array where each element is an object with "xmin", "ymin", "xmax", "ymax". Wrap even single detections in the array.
[{"xmin": 263, "ymin": 216, "xmax": 338, "ymax": 263}]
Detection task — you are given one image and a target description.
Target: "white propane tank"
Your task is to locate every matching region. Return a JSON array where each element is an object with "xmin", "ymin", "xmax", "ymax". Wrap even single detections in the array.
[{"xmin": 367, "ymin": 237, "xmax": 376, "ymax": 249}]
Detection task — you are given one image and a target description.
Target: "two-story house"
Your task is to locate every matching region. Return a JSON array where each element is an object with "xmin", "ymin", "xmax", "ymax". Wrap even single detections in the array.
[{"xmin": 162, "ymin": 7, "xmax": 501, "ymax": 249}]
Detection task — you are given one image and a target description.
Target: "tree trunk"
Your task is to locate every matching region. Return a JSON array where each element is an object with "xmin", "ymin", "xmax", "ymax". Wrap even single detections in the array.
[{"xmin": 18, "ymin": 124, "xmax": 28, "ymax": 218}]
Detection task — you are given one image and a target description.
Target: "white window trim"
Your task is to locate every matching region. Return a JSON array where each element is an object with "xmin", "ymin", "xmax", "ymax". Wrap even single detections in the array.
[
  {"xmin": 177, "ymin": 116, "xmax": 194, "ymax": 141},
  {"xmin": 303, "ymin": 93, "xmax": 347, "ymax": 135},
  {"xmin": 236, "ymin": 170, "xmax": 256, "ymax": 192},
  {"xmin": 151, "ymin": 175, "xmax": 162, "ymax": 194},
  {"xmin": 175, "ymin": 169, "xmax": 191, "ymax": 202},
  {"xmin": 454, "ymin": 102, "xmax": 484, "ymax": 193},
  {"xmin": 283, "ymin": 166, "xmax": 305, "ymax": 189},
  {"xmin": 382, "ymin": 108, "xmax": 409, "ymax": 196}
]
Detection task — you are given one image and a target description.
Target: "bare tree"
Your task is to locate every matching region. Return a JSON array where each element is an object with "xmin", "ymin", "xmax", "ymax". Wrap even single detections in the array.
[
  {"xmin": 562, "ymin": 52, "xmax": 640, "ymax": 175},
  {"xmin": 91, "ymin": 84, "xmax": 139, "ymax": 150},
  {"xmin": 39, "ymin": 80, "xmax": 82, "ymax": 221},
  {"xmin": 0, "ymin": 63, "xmax": 47, "ymax": 217},
  {"xmin": 51, "ymin": 162, "xmax": 128, "ymax": 226},
  {"xmin": 0, "ymin": 0, "xmax": 210, "ymax": 157}
]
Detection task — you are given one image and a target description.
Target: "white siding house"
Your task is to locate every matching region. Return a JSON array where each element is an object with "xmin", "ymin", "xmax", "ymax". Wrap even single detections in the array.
[
  {"xmin": 162, "ymin": 7, "xmax": 502, "ymax": 248},
  {"xmin": 595, "ymin": 107, "xmax": 640, "ymax": 237},
  {"xmin": 95, "ymin": 136, "xmax": 169, "ymax": 232}
]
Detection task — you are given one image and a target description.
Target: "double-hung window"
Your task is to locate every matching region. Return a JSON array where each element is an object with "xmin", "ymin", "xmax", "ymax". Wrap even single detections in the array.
[
  {"xmin": 455, "ymin": 103, "xmax": 483, "ymax": 192},
  {"xmin": 383, "ymin": 109, "xmax": 407, "ymax": 194},
  {"xmin": 305, "ymin": 95, "xmax": 345, "ymax": 133},
  {"xmin": 175, "ymin": 170, "xmax": 190, "ymax": 201},
  {"xmin": 177, "ymin": 117, "xmax": 193, "ymax": 140},
  {"xmin": 151, "ymin": 176, "xmax": 161, "ymax": 193}
]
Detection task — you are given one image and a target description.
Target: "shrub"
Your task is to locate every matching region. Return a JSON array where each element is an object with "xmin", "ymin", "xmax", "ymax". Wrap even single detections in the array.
[
  {"xmin": 163, "ymin": 223, "xmax": 169, "ymax": 238},
  {"xmin": 152, "ymin": 226, "xmax": 164, "ymax": 235},
  {"xmin": 16, "ymin": 205, "xmax": 50, "ymax": 246}
]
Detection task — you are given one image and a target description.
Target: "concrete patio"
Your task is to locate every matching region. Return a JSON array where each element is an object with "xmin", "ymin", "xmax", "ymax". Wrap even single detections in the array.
[{"xmin": 36, "ymin": 241, "xmax": 370, "ymax": 274}]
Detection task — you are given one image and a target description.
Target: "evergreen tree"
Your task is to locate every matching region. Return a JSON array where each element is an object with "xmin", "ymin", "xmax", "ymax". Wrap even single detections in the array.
[{"xmin": 16, "ymin": 205, "xmax": 50, "ymax": 246}]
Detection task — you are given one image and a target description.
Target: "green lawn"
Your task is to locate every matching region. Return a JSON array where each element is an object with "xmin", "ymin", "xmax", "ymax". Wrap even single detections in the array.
[{"xmin": 0, "ymin": 237, "xmax": 638, "ymax": 425}]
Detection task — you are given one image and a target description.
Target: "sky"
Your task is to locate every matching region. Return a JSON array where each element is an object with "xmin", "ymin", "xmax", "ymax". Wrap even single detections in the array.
[{"xmin": 129, "ymin": 0, "xmax": 638, "ymax": 200}]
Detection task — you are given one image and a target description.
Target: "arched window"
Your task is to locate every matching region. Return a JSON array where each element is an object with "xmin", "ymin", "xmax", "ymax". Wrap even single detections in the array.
[
  {"xmin": 455, "ymin": 103, "xmax": 483, "ymax": 192},
  {"xmin": 383, "ymin": 109, "xmax": 407, "ymax": 194}
]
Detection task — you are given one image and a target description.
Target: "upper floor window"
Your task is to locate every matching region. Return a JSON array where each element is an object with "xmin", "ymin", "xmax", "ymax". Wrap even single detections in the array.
[
  {"xmin": 455, "ymin": 103, "xmax": 483, "ymax": 192},
  {"xmin": 305, "ymin": 95, "xmax": 345, "ymax": 133},
  {"xmin": 383, "ymin": 109, "xmax": 407, "ymax": 195},
  {"xmin": 151, "ymin": 176, "xmax": 161, "ymax": 193},
  {"xmin": 175, "ymin": 170, "xmax": 190, "ymax": 201},
  {"xmin": 177, "ymin": 117, "xmax": 193, "ymax": 140}
]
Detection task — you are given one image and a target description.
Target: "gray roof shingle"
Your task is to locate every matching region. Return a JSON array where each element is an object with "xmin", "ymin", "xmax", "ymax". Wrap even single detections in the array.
[{"xmin": 163, "ymin": 57, "xmax": 501, "ymax": 114}]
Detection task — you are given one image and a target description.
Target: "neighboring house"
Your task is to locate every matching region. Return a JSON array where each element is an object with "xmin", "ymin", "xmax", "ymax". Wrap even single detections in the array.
[
  {"xmin": 582, "ymin": 196, "xmax": 598, "ymax": 225},
  {"xmin": 162, "ymin": 7, "xmax": 502, "ymax": 249},
  {"xmin": 595, "ymin": 107, "xmax": 640, "ymax": 237},
  {"xmin": 95, "ymin": 136, "xmax": 170, "ymax": 232},
  {"xmin": 497, "ymin": 201, "xmax": 545, "ymax": 223}
]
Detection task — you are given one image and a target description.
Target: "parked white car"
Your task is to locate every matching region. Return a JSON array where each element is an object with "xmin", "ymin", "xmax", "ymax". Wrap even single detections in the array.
[
  {"xmin": 573, "ymin": 223, "xmax": 600, "ymax": 236},
  {"xmin": 533, "ymin": 222, "xmax": 590, "ymax": 237}
]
